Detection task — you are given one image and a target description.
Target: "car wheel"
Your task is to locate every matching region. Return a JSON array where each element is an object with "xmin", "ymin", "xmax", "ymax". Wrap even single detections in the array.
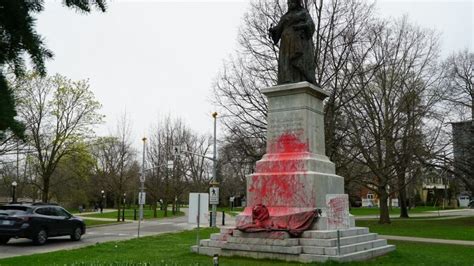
[
  {"xmin": 0, "ymin": 237, "xmax": 10, "ymax": 245},
  {"xmin": 33, "ymin": 229, "xmax": 48, "ymax": 245},
  {"xmin": 71, "ymin": 227, "xmax": 82, "ymax": 241}
]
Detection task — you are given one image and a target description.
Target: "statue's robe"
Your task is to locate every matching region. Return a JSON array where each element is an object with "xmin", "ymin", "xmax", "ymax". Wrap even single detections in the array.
[{"xmin": 270, "ymin": 8, "xmax": 316, "ymax": 85}]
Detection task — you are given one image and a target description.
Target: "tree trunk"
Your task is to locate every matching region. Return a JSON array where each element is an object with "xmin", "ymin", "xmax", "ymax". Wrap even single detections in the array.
[
  {"xmin": 153, "ymin": 202, "xmax": 157, "ymax": 218},
  {"xmin": 164, "ymin": 203, "xmax": 168, "ymax": 217},
  {"xmin": 42, "ymin": 175, "xmax": 50, "ymax": 202},
  {"xmin": 399, "ymin": 187, "xmax": 409, "ymax": 218},
  {"xmin": 117, "ymin": 198, "xmax": 121, "ymax": 222},
  {"xmin": 378, "ymin": 192, "xmax": 391, "ymax": 224}
]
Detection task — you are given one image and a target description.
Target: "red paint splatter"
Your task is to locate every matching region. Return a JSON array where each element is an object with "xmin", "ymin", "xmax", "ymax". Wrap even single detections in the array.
[
  {"xmin": 247, "ymin": 132, "xmax": 315, "ymax": 210},
  {"xmin": 267, "ymin": 132, "xmax": 309, "ymax": 153}
]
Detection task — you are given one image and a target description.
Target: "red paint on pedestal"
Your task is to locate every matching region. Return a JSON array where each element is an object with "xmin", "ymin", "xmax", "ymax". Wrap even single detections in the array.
[{"xmin": 248, "ymin": 132, "xmax": 315, "ymax": 208}]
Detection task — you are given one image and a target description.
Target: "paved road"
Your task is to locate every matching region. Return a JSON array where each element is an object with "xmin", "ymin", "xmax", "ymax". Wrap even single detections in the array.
[{"xmin": 0, "ymin": 213, "xmax": 193, "ymax": 259}]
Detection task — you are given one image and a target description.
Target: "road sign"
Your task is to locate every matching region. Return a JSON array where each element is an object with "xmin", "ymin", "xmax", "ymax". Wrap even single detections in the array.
[
  {"xmin": 209, "ymin": 187, "xmax": 219, "ymax": 205},
  {"xmin": 167, "ymin": 160, "xmax": 174, "ymax": 170},
  {"xmin": 172, "ymin": 145, "xmax": 181, "ymax": 156},
  {"xmin": 188, "ymin": 193, "xmax": 209, "ymax": 224},
  {"xmin": 139, "ymin": 175, "xmax": 146, "ymax": 183},
  {"xmin": 139, "ymin": 192, "xmax": 146, "ymax": 205}
]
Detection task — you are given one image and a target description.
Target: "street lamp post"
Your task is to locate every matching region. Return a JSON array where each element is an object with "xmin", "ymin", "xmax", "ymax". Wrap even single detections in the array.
[
  {"xmin": 122, "ymin": 193, "xmax": 126, "ymax": 222},
  {"xmin": 211, "ymin": 112, "xmax": 218, "ymax": 227},
  {"xmin": 100, "ymin": 190, "xmax": 105, "ymax": 213},
  {"xmin": 138, "ymin": 137, "xmax": 147, "ymax": 238},
  {"xmin": 11, "ymin": 181, "xmax": 18, "ymax": 203}
]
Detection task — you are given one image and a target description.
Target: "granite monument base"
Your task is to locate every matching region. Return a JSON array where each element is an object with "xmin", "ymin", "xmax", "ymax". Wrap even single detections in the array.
[{"xmin": 192, "ymin": 226, "xmax": 395, "ymax": 263}]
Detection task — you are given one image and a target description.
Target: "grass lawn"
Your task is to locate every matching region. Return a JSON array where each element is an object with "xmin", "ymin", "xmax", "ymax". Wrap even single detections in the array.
[
  {"xmin": 217, "ymin": 207, "xmax": 244, "ymax": 217},
  {"xmin": 349, "ymin": 206, "xmax": 453, "ymax": 216},
  {"xmin": 83, "ymin": 219, "xmax": 124, "ymax": 227},
  {"xmin": 81, "ymin": 209, "xmax": 184, "ymax": 220},
  {"xmin": 0, "ymin": 228, "xmax": 473, "ymax": 265},
  {"xmin": 356, "ymin": 216, "xmax": 474, "ymax": 241}
]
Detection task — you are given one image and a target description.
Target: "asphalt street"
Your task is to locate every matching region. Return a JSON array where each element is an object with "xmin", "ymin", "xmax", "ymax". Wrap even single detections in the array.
[{"xmin": 0, "ymin": 213, "xmax": 193, "ymax": 259}]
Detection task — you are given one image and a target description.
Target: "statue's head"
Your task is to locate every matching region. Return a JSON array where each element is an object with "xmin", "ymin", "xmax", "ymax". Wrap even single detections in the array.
[{"xmin": 287, "ymin": 0, "xmax": 302, "ymax": 10}]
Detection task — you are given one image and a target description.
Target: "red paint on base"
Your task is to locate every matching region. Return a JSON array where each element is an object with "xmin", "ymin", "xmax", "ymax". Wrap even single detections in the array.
[{"xmin": 248, "ymin": 132, "xmax": 315, "ymax": 208}]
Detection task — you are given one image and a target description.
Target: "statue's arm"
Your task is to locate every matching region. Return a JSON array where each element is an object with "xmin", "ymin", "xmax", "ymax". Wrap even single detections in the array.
[{"xmin": 269, "ymin": 14, "xmax": 286, "ymax": 44}]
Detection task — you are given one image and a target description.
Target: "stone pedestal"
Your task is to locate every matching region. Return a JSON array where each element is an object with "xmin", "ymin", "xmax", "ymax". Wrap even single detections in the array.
[
  {"xmin": 192, "ymin": 227, "xmax": 395, "ymax": 263},
  {"xmin": 192, "ymin": 82, "xmax": 395, "ymax": 262},
  {"xmin": 235, "ymin": 82, "xmax": 346, "ymax": 229}
]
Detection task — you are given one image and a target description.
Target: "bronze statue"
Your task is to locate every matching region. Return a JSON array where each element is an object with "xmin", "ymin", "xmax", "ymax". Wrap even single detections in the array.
[{"xmin": 269, "ymin": 0, "xmax": 316, "ymax": 85}]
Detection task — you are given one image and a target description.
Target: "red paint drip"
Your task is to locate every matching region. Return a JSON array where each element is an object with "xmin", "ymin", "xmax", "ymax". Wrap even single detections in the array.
[
  {"xmin": 248, "ymin": 132, "xmax": 315, "ymax": 209},
  {"xmin": 267, "ymin": 132, "xmax": 309, "ymax": 153}
]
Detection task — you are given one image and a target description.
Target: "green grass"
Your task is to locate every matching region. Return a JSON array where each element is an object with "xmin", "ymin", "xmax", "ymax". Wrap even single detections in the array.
[
  {"xmin": 217, "ymin": 207, "xmax": 244, "ymax": 217},
  {"xmin": 81, "ymin": 209, "xmax": 184, "ymax": 220},
  {"xmin": 356, "ymin": 216, "xmax": 474, "ymax": 241},
  {"xmin": 1, "ymin": 228, "xmax": 473, "ymax": 265},
  {"xmin": 83, "ymin": 219, "xmax": 124, "ymax": 227},
  {"xmin": 349, "ymin": 206, "xmax": 453, "ymax": 216}
]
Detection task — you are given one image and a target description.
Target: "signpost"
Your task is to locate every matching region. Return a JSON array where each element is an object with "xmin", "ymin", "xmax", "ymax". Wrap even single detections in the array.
[
  {"xmin": 189, "ymin": 193, "xmax": 209, "ymax": 253},
  {"xmin": 209, "ymin": 187, "xmax": 219, "ymax": 205},
  {"xmin": 138, "ymin": 192, "xmax": 146, "ymax": 205}
]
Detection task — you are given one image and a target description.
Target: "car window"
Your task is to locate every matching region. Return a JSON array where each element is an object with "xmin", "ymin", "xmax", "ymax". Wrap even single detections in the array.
[
  {"xmin": 0, "ymin": 206, "xmax": 30, "ymax": 216},
  {"xmin": 56, "ymin": 207, "xmax": 71, "ymax": 218},
  {"xmin": 35, "ymin": 207, "xmax": 50, "ymax": 215},
  {"xmin": 0, "ymin": 210, "xmax": 27, "ymax": 216}
]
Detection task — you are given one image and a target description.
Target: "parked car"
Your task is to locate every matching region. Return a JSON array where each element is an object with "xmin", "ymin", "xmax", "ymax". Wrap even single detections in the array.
[{"xmin": 0, "ymin": 203, "xmax": 85, "ymax": 245}]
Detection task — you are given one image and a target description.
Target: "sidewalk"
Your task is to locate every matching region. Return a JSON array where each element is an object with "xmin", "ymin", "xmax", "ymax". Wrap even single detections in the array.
[
  {"xmin": 355, "ymin": 209, "xmax": 474, "ymax": 220},
  {"xmin": 380, "ymin": 235, "xmax": 474, "ymax": 246}
]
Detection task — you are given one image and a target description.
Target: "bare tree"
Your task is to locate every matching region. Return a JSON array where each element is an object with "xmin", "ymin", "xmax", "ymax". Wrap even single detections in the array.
[
  {"xmin": 343, "ymin": 17, "xmax": 442, "ymax": 223},
  {"xmin": 146, "ymin": 116, "xmax": 197, "ymax": 217},
  {"xmin": 184, "ymin": 133, "xmax": 213, "ymax": 193},
  {"xmin": 92, "ymin": 115, "xmax": 138, "ymax": 221},
  {"xmin": 15, "ymin": 73, "xmax": 103, "ymax": 202},
  {"xmin": 442, "ymin": 49, "xmax": 474, "ymax": 120}
]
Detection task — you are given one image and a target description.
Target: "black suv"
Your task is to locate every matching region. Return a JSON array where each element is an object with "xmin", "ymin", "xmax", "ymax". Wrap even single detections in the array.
[{"xmin": 0, "ymin": 203, "xmax": 85, "ymax": 245}]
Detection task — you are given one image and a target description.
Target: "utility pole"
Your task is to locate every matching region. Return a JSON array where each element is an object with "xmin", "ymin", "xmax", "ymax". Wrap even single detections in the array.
[{"xmin": 211, "ymin": 112, "xmax": 218, "ymax": 227}]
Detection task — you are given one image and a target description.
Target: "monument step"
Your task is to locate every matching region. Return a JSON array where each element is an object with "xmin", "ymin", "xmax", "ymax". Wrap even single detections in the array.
[
  {"xmin": 199, "ymin": 239, "xmax": 210, "ymax": 247},
  {"xmin": 333, "ymin": 244, "xmax": 396, "ymax": 262},
  {"xmin": 210, "ymin": 233, "xmax": 231, "ymax": 241},
  {"xmin": 222, "ymin": 242, "xmax": 303, "ymax": 255},
  {"xmin": 206, "ymin": 240, "xmax": 228, "ymax": 248},
  {"xmin": 301, "ymin": 227, "xmax": 369, "ymax": 239},
  {"xmin": 232, "ymin": 230, "xmax": 291, "ymax": 239},
  {"xmin": 219, "ymin": 226, "xmax": 234, "ymax": 235},
  {"xmin": 227, "ymin": 236, "xmax": 299, "ymax": 246},
  {"xmin": 299, "ymin": 233, "xmax": 378, "ymax": 247},
  {"xmin": 299, "ymin": 245, "xmax": 396, "ymax": 263},
  {"xmin": 322, "ymin": 239, "xmax": 388, "ymax": 256},
  {"xmin": 192, "ymin": 244, "xmax": 396, "ymax": 263},
  {"xmin": 191, "ymin": 245, "xmax": 221, "ymax": 256}
]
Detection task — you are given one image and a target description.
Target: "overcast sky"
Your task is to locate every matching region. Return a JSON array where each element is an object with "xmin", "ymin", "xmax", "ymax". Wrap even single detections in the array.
[{"xmin": 35, "ymin": 0, "xmax": 473, "ymax": 148}]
